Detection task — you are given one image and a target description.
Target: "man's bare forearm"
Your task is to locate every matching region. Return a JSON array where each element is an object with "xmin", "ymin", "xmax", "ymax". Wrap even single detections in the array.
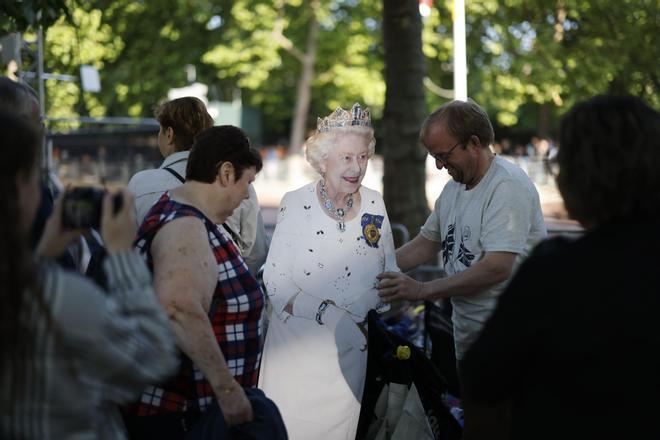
[
  {"xmin": 396, "ymin": 234, "xmax": 440, "ymax": 272},
  {"xmin": 421, "ymin": 251, "xmax": 516, "ymax": 300}
]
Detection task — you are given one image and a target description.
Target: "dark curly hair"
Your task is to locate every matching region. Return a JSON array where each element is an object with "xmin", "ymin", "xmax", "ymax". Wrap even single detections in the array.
[{"xmin": 557, "ymin": 95, "xmax": 660, "ymax": 227}]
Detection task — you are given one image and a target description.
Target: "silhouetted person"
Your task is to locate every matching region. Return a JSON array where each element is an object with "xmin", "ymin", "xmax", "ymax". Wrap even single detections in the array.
[{"xmin": 462, "ymin": 95, "xmax": 660, "ymax": 439}]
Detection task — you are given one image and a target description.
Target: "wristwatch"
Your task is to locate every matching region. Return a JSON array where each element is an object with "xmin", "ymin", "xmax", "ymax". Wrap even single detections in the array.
[{"xmin": 316, "ymin": 299, "xmax": 335, "ymax": 325}]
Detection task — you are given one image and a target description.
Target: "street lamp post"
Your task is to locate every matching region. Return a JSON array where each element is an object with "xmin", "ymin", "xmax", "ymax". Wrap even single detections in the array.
[
  {"xmin": 452, "ymin": 0, "xmax": 468, "ymax": 101},
  {"xmin": 419, "ymin": 0, "xmax": 468, "ymax": 101}
]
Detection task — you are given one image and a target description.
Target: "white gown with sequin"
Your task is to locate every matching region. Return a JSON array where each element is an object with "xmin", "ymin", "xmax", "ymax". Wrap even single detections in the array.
[{"xmin": 258, "ymin": 181, "xmax": 399, "ymax": 440}]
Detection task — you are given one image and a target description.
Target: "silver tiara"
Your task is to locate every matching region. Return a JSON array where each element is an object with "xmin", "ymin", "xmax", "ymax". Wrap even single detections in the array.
[{"xmin": 316, "ymin": 102, "xmax": 372, "ymax": 133}]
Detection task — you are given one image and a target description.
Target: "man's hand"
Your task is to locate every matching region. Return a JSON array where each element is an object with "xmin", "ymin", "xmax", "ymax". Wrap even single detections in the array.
[
  {"xmin": 376, "ymin": 271, "xmax": 423, "ymax": 303},
  {"xmin": 215, "ymin": 381, "xmax": 254, "ymax": 426}
]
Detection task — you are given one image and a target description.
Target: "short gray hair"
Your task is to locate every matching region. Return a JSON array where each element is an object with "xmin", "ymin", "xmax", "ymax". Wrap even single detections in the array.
[{"xmin": 304, "ymin": 126, "xmax": 376, "ymax": 174}]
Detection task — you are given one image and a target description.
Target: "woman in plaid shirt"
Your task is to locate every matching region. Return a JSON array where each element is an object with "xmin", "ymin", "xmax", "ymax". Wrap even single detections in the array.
[{"xmin": 124, "ymin": 125, "xmax": 266, "ymax": 438}]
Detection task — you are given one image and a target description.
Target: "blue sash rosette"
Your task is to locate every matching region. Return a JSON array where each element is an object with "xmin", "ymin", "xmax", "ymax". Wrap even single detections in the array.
[{"xmin": 361, "ymin": 213, "xmax": 384, "ymax": 248}]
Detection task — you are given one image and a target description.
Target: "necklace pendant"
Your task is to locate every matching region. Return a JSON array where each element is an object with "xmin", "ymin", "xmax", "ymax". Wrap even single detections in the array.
[
  {"xmin": 338, "ymin": 220, "xmax": 346, "ymax": 232},
  {"xmin": 336, "ymin": 208, "xmax": 345, "ymax": 217}
]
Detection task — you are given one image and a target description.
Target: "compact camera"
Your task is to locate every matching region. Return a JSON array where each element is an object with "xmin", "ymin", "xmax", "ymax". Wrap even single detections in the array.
[{"xmin": 61, "ymin": 187, "xmax": 123, "ymax": 230}]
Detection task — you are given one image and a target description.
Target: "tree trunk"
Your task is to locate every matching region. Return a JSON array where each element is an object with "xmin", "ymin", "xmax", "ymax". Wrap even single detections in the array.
[
  {"xmin": 538, "ymin": 103, "xmax": 550, "ymax": 139},
  {"xmin": 289, "ymin": 6, "xmax": 319, "ymax": 155},
  {"xmin": 382, "ymin": 0, "xmax": 428, "ymax": 245}
]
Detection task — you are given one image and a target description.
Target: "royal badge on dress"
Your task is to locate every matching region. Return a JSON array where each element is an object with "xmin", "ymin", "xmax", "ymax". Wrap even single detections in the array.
[{"xmin": 361, "ymin": 214, "xmax": 384, "ymax": 248}]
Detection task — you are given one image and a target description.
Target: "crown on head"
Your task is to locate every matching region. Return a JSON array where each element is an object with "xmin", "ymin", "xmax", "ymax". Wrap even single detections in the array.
[{"xmin": 316, "ymin": 102, "xmax": 372, "ymax": 133}]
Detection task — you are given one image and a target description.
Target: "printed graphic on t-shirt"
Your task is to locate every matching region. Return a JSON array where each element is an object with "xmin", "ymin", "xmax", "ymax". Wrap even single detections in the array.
[
  {"xmin": 442, "ymin": 224, "xmax": 456, "ymax": 265},
  {"xmin": 442, "ymin": 222, "xmax": 475, "ymax": 269}
]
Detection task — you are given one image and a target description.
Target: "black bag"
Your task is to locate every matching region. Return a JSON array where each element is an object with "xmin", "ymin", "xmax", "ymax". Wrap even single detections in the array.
[
  {"xmin": 424, "ymin": 300, "xmax": 461, "ymax": 398},
  {"xmin": 357, "ymin": 310, "xmax": 462, "ymax": 440}
]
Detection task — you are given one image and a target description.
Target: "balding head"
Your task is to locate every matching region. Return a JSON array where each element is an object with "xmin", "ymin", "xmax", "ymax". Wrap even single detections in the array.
[{"xmin": 420, "ymin": 99, "xmax": 494, "ymax": 151}]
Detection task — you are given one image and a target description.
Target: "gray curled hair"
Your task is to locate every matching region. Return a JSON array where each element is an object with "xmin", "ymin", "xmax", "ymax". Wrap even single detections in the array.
[{"xmin": 304, "ymin": 126, "xmax": 376, "ymax": 175}]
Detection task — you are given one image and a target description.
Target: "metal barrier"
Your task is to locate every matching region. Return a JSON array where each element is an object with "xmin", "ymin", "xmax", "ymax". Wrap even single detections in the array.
[
  {"xmin": 547, "ymin": 226, "xmax": 584, "ymax": 238},
  {"xmin": 390, "ymin": 222, "xmax": 410, "ymax": 246}
]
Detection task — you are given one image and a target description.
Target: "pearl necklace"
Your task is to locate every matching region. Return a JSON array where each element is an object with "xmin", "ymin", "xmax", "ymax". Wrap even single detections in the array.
[{"xmin": 319, "ymin": 180, "xmax": 353, "ymax": 232}]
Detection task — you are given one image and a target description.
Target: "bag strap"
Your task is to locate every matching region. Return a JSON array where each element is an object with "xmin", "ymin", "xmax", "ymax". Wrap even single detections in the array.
[
  {"xmin": 164, "ymin": 165, "xmax": 244, "ymax": 248},
  {"xmin": 221, "ymin": 222, "xmax": 243, "ymax": 248},
  {"xmin": 163, "ymin": 166, "xmax": 185, "ymax": 183}
]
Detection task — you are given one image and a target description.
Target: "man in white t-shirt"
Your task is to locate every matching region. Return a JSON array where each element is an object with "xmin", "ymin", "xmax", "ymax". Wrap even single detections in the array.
[
  {"xmin": 377, "ymin": 99, "xmax": 546, "ymax": 362},
  {"xmin": 127, "ymin": 97, "xmax": 269, "ymax": 274}
]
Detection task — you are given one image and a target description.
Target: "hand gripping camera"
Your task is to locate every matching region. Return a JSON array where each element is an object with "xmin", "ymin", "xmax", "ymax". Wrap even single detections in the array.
[{"xmin": 61, "ymin": 187, "xmax": 124, "ymax": 230}]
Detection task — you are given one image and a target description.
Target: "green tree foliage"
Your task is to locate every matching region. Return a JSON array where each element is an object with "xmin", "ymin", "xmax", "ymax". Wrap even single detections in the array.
[
  {"xmin": 11, "ymin": 0, "xmax": 658, "ymax": 142},
  {"xmin": 7, "ymin": 0, "xmax": 658, "ymax": 233},
  {"xmin": 82, "ymin": 0, "xmax": 221, "ymax": 118},
  {"xmin": 203, "ymin": 0, "xmax": 384, "ymax": 145},
  {"xmin": 460, "ymin": 0, "xmax": 660, "ymax": 128},
  {"xmin": 42, "ymin": 7, "xmax": 121, "ymax": 123},
  {"xmin": 30, "ymin": 0, "xmax": 385, "ymax": 143},
  {"xmin": 24, "ymin": 0, "xmax": 225, "ymax": 129}
]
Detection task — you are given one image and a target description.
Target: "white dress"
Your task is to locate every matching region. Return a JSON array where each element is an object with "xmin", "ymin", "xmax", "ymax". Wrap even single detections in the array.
[{"xmin": 258, "ymin": 181, "xmax": 399, "ymax": 440}]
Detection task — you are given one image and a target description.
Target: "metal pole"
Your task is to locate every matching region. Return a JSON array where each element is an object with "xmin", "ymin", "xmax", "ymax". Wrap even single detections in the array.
[
  {"xmin": 36, "ymin": 26, "xmax": 54, "ymax": 181},
  {"xmin": 453, "ymin": 0, "xmax": 468, "ymax": 101},
  {"xmin": 37, "ymin": 27, "xmax": 45, "ymax": 116}
]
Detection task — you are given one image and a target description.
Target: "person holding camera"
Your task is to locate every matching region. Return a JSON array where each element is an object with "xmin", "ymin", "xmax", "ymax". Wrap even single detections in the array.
[
  {"xmin": 0, "ymin": 111, "xmax": 178, "ymax": 439},
  {"xmin": 123, "ymin": 126, "xmax": 277, "ymax": 438},
  {"xmin": 0, "ymin": 75, "xmax": 108, "ymax": 284}
]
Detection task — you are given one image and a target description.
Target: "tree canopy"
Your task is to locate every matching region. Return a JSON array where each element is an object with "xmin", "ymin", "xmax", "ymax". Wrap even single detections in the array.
[
  {"xmin": 3, "ymin": 0, "xmax": 658, "ymax": 232},
  {"xmin": 4, "ymin": 0, "xmax": 658, "ymax": 142}
]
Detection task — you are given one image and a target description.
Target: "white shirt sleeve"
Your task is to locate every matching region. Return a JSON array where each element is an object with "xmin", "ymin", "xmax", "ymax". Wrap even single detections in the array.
[
  {"xmin": 381, "ymin": 204, "xmax": 400, "ymax": 273},
  {"xmin": 263, "ymin": 192, "xmax": 299, "ymax": 316},
  {"xmin": 263, "ymin": 192, "xmax": 319, "ymax": 319},
  {"xmin": 225, "ymin": 184, "xmax": 269, "ymax": 274}
]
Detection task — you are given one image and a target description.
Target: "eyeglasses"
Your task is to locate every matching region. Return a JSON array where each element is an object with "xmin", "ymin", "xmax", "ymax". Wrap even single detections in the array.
[{"xmin": 429, "ymin": 139, "xmax": 463, "ymax": 163}]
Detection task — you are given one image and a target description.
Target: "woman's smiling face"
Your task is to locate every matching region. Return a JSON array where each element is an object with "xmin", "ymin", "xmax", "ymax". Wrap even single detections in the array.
[{"xmin": 322, "ymin": 132, "xmax": 370, "ymax": 195}]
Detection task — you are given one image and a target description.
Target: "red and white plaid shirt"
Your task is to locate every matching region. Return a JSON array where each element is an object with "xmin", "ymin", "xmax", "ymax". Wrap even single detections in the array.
[{"xmin": 131, "ymin": 192, "xmax": 264, "ymax": 415}]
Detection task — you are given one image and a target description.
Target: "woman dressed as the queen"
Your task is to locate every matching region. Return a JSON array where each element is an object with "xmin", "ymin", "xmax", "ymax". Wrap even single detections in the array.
[{"xmin": 258, "ymin": 103, "xmax": 400, "ymax": 439}]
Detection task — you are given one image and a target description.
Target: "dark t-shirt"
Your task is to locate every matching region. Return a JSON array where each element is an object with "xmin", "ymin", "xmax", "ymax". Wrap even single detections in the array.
[{"xmin": 461, "ymin": 220, "xmax": 660, "ymax": 439}]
